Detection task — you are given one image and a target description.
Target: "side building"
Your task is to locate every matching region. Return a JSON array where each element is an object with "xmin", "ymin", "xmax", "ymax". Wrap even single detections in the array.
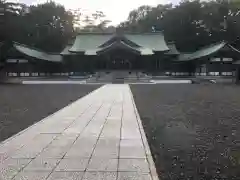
[
  {"xmin": 5, "ymin": 32, "xmax": 170, "ymax": 77},
  {"xmin": 3, "ymin": 32, "xmax": 240, "ymax": 78},
  {"xmin": 61, "ymin": 32, "xmax": 169, "ymax": 72},
  {"xmin": 5, "ymin": 43, "xmax": 63, "ymax": 77},
  {"xmin": 172, "ymin": 41, "xmax": 240, "ymax": 76}
]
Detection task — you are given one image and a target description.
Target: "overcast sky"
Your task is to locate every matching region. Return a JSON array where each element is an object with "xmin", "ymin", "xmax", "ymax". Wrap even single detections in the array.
[{"xmin": 14, "ymin": 0, "xmax": 181, "ymax": 25}]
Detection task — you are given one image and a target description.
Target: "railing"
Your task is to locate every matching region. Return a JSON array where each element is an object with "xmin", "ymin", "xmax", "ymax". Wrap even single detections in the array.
[
  {"xmin": 6, "ymin": 71, "xmax": 234, "ymax": 78},
  {"xmin": 6, "ymin": 72, "xmax": 70, "ymax": 77},
  {"xmin": 164, "ymin": 72, "xmax": 233, "ymax": 76},
  {"xmin": 5, "ymin": 72, "xmax": 93, "ymax": 77}
]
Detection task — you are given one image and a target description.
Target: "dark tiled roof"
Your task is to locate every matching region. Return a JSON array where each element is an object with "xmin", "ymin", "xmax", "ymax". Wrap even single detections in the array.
[
  {"xmin": 165, "ymin": 42, "xmax": 180, "ymax": 55},
  {"xmin": 69, "ymin": 32, "xmax": 169, "ymax": 54},
  {"xmin": 177, "ymin": 41, "xmax": 240, "ymax": 62},
  {"xmin": 14, "ymin": 43, "xmax": 62, "ymax": 62}
]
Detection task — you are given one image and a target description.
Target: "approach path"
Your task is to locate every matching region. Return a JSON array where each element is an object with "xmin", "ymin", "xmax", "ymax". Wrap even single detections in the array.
[{"xmin": 0, "ymin": 85, "xmax": 158, "ymax": 180}]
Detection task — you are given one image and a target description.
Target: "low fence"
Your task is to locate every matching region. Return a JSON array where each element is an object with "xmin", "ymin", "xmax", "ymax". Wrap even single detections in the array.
[
  {"xmin": 6, "ymin": 72, "xmax": 89, "ymax": 77},
  {"xmin": 6, "ymin": 71, "xmax": 234, "ymax": 78},
  {"xmin": 7, "ymin": 72, "xmax": 70, "ymax": 77},
  {"xmin": 165, "ymin": 71, "xmax": 233, "ymax": 76}
]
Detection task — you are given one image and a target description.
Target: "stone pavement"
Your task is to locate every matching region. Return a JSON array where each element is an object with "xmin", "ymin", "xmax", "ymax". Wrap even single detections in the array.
[{"xmin": 0, "ymin": 85, "xmax": 158, "ymax": 180}]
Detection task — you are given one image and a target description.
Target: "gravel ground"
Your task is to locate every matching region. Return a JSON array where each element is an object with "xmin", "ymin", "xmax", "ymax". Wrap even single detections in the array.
[
  {"xmin": 131, "ymin": 84, "xmax": 240, "ymax": 180},
  {"xmin": 0, "ymin": 84, "xmax": 101, "ymax": 142}
]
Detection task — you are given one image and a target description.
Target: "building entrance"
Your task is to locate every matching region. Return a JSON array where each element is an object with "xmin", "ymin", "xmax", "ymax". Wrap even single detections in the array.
[{"xmin": 108, "ymin": 57, "xmax": 131, "ymax": 70}]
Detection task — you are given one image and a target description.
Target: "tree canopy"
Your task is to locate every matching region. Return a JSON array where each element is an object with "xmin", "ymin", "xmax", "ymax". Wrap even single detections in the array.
[
  {"xmin": 0, "ymin": 0, "xmax": 114, "ymax": 68},
  {"xmin": 119, "ymin": 0, "xmax": 240, "ymax": 51},
  {"xmin": 0, "ymin": 0, "xmax": 112, "ymax": 52},
  {"xmin": 0, "ymin": 1, "xmax": 75, "ymax": 52},
  {"xmin": 1, "ymin": 0, "xmax": 240, "ymax": 53}
]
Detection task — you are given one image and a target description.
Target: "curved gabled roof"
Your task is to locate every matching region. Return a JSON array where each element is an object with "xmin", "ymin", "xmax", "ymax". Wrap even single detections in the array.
[
  {"xmin": 60, "ymin": 45, "xmax": 75, "ymax": 55},
  {"xmin": 188, "ymin": 41, "xmax": 226, "ymax": 60},
  {"xmin": 96, "ymin": 40, "xmax": 141, "ymax": 55},
  {"xmin": 69, "ymin": 34, "xmax": 113, "ymax": 52},
  {"xmin": 138, "ymin": 47, "xmax": 154, "ymax": 55},
  {"xmin": 165, "ymin": 42, "xmax": 180, "ymax": 55},
  {"xmin": 177, "ymin": 53, "xmax": 192, "ymax": 61},
  {"xmin": 176, "ymin": 41, "xmax": 240, "ymax": 62},
  {"xmin": 14, "ymin": 43, "xmax": 62, "ymax": 62},
  {"xmin": 69, "ymin": 32, "xmax": 169, "ymax": 53},
  {"xmin": 99, "ymin": 35, "xmax": 140, "ymax": 48},
  {"xmin": 125, "ymin": 32, "xmax": 169, "ymax": 51},
  {"xmin": 84, "ymin": 42, "xmax": 154, "ymax": 56}
]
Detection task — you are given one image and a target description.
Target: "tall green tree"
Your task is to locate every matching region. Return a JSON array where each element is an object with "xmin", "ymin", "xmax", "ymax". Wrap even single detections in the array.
[
  {"xmin": 25, "ymin": 2, "xmax": 75, "ymax": 51},
  {"xmin": 0, "ymin": 0, "xmax": 27, "ymax": 72},
  {"xmin": 0, "ymin": 0, "xmax": 76, "ymax": 75},
  {"xmin": 79, "ymin": 10, "xmax": 112, "ymax": 33},
  {"xmin": 119, "ymin": 0, "xmax": 240, "ymax": 51},
  {"xmin": 0, "ymin": 1, "xmax": 75, "ymax": 51}
]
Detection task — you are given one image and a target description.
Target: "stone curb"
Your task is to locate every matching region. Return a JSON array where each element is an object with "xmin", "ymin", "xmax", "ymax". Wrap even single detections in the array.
[{"xmin": 128, "ymin": 85, "xmax": 160, "ymax": 180}]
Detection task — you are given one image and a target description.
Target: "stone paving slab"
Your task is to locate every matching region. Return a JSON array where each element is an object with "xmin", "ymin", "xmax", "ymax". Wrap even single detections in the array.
[
  {"xmin": 0, "ymin": 85, "xmax": 159, "ymax": 180},
  {"xmin": 47, "ymin": 171, "xmax": 84, "ymax": 180}
]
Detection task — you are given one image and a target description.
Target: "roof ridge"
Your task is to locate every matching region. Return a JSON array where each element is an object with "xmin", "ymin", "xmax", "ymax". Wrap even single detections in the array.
[
  {"xmin": 96, "ymin": 40, "xmax": 140, "ymax": 55},
  {"xmin": 227, "ymin": 44, "xmax": 240, "ymax": 53},
  {"xmin": 77, "ymin": 31, "xmax": 164, "ymax": 35},
  {"xmin": 99, "ymin": 40, "xmax": 139, "ymax": 50},
  {"xmin": 77, "ymin": 32, "xmax": 114, "ymax": 35},
  {"xmin": 124, "ymin": 31, "xmax": 164, "ymax": 35},
  {"xmin": 167, "ymin": 41, "xmax": 176, "ymax": 44}
]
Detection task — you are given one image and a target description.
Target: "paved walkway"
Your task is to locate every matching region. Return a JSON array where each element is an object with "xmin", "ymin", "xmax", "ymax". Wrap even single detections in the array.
[{"xmin": 0, "ymin": 85, "xmax": 158, "ymax": 180}]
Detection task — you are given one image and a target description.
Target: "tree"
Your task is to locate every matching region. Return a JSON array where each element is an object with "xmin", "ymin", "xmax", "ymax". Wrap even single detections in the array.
[
  {"xmin": 25, "ymin": 2, "xmax": 75, "ymax": 51},
  {"xmin": 0, "ymin": 0, "xmax": 27, "ymax": 74},
  {"xmin": 77, "ymin": 10, "xmax": 112, "ymax": 32},
  {"xmin": 0, "ymin": 1, "xmax": 75, "ymax": 52},
  {"xmin": 119, "ymin": 5, "xmax": 154, "ymax": 32},
  {"xmin": 119, "ymin": 0, "xmax": 240, "ymax": 51},
  {"xmin": 0, "ymin": 0, "xmax": 76, "ymax": 77}
]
